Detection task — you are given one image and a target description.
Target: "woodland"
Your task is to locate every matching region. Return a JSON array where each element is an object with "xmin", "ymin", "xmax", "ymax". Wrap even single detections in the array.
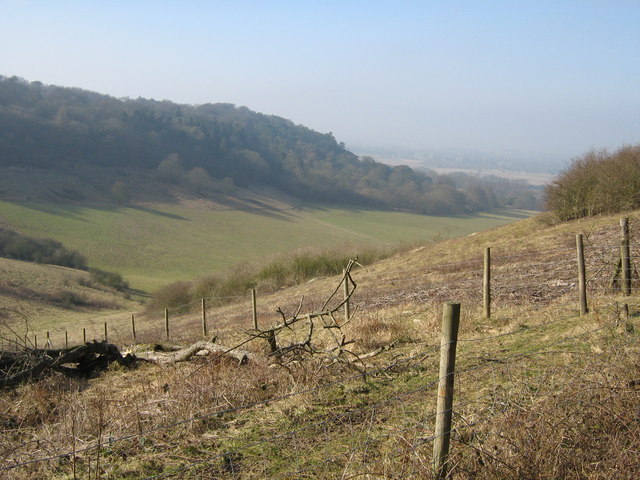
[{"xmin": 0, "ymin": 76, "xmax": 540, "ymax": 212}]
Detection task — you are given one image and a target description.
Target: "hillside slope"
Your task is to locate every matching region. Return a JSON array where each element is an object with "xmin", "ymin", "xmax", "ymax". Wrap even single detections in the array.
[
  {"xmin": 0, "ymin": 75, "xmax": 519, "ymax": 214},
  {"xmin": 0, "ymin": 256, "xmax": 138, "ymax": 339},
  {"xmin": 0, "ymin": 193, "xmax": 529, "ymax": 292},
  {"xmin": 2, "ymin": 210, "xmax": 638, "ymax": 479}
]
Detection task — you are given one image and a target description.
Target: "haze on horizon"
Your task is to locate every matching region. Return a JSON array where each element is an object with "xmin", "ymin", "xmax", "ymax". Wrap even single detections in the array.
[{"xmin": 1, "ymin": 1, "xmax": 638, "ymax": 167}]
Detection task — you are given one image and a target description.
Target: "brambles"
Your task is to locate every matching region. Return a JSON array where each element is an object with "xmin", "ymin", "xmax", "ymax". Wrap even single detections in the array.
[{"xmin": 88, "ymin": 268, "xmax": 129, "ymax": 291}]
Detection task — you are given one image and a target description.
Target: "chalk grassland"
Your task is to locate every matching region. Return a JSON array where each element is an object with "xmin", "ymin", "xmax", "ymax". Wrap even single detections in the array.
[
  {"xmin": 0, "ymin": 199, "xmax": 531, "ymax": 292},
  {"xmin": 2, "ymin": 210, "xmax": 639, "ymax": 479},
  {"xmin": 0, "ymin": 257, "xmax": 139, "ymax": 334}
]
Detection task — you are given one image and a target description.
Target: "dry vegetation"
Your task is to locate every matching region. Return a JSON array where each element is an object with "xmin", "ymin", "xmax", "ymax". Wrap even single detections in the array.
[
  {"xmin": 546, "ymin": 144, "xmax": 640, "ymax": 221},
  {"xmin": 0, "ymin": 257, "xmax": 138, "ymax": 339},
  {"xmin": 1, "ymin": 211, "xmax": 640, "ymax": 479}
]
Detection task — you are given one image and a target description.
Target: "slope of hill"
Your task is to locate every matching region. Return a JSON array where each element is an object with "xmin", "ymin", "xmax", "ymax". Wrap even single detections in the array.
[
  {"xmin": 0, "ymin": 256, "xmax": 138, "ymax": 337},
  {"xmin": 0, "ymin": 75, "xmax": 504, "ymax": 214},
  {"xmin": 0, "ymin": 192, "xmax": 530, "ymax": 292},
  {"xmin": 2, "ymin": 210, "xmax": 638, "ymax": 479}
]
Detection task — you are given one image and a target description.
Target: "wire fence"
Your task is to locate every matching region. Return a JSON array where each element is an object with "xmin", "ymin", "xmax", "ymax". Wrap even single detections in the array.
[
  {"xmin": 1, "ymin": 219, "xmax": 639, "ymax": 478},
  {"xmin": 3, "ymin": 234, "xmax": 637, "ymax": 351},
  {"xmin": 1, "ymin": 304, "xmax": 635, "ymax": 477},
  {"xmin": 132, "ymin": 320, "xmax": 631, "ymax": 479}
]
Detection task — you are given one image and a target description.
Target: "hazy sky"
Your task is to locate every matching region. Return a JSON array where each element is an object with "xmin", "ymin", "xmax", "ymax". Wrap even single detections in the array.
[{"xmin": 1, "ymin": 1, "xmax": 639, "ymax": 163}]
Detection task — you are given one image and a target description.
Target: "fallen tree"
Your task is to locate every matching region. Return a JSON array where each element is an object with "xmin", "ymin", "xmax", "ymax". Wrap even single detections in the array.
[
  {"xmin": 134, "ymin": 340, "xmax": 254, "ymax": 365},
  {"xmin": 0, "ymin": 341, "xmax": 135, "ymax": 388},
  {"xmin": 0, "ymin": 339, "xmax": 254, "ymax": 389},
  {"xmin": 248, "ymin": 259, "xmax": 391, "ymax": 371}
]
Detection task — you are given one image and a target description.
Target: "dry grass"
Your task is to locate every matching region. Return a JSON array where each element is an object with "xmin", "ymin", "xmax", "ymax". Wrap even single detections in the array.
[
  {"xmin": 2, "ymin": 211, "xmax": 640, "ymax": 478},
  {"xmin": 0, "ymin": 257, "xmax": 138, "ymax": 340},
  {"xmin": 450, "ymin": 336, "xmax": 640, "ymax": 480}
]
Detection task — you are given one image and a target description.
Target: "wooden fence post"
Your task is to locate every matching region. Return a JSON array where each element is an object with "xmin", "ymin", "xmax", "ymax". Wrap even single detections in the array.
[
  {"xmin": 131, "ymin": 314, "xmax": 137, "ymax": 344},
  {"xmin": 201, "ymin": 298, "xmax": 208, "ymax": 337},
  {"xmin": 483, "ymin": 247, "xmax": 491, "ymax": 319},
  {"xmin": 164, "ymin": 309, "xmax": 169, "ymax": 340},
  {"xmin": 104, "ymin": 322, "xmax": 108, "ymax": 343},
  {"xmin": 65, "ymin": 330, "xmax": 68, "ymax": 348},
  {"xmin": 576, "ymin": 234, "xmax": 588, "ymax": 315},
  {"xmin": 82, "ymin": 328, "xmax": 86, "ymax": 344},
  {"xmin": 621, "ymin": 218, "xmax": 632, "ymax": 296},
  {"xmin": 433, "ymin": 301, "xmax": 461, "ymax": 480},
  {"xmin": 251, "ymin": 289, "xmax": 258, "ymax": 330},
  {"xmin": 46, "ymin": 331, "xmax": 51, "ymax": 348},
  {"xmin": 34, "ymin": 334, "xmax": 37, "ymax": 349},
  {"xmin": 343, "ymin": 269, "xmax": 351, "ymax": 323}
]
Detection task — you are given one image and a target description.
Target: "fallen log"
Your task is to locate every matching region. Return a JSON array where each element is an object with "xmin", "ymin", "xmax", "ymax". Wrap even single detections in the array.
[
  {"xmin": 134, "ymin": 341, "xmax": 253, "ymax": 365},
  {"xmin": 0, "ymin": 341, "xmax": 134, "ymax": 388},
  {"xmin": 1, "ymin": 339, "xmax": 253, "ymax": 389}
]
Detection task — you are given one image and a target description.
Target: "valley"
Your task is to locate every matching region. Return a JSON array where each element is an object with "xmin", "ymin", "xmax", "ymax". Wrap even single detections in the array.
[{"xmin": 0, "ymin": 194, "xmax": 531, "ymax": 293}]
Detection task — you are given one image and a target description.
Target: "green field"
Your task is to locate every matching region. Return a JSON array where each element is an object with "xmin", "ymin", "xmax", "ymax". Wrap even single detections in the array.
[{"xmin": 0, "ymin": 199, "xmax": 532, "ymax": 292}]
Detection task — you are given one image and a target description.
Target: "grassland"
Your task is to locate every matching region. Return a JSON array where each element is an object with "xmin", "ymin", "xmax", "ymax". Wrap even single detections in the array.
[
  {"xmin": 0, "ymin": 256, "xmax": 139, "ymax": 335},
  {"xmin": 2, "ymin": 209, "xmax": 638, "ymax": 479},
  {"xmin": 0, "ymin": 195, "xmax": 531, "ymax": 292}
]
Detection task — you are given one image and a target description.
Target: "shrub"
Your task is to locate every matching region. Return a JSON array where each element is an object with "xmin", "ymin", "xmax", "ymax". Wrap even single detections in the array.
[
  {"xmin": 0, "ymin": 229, "xmax": 88, "ymax": 269},
  {"xmin": 111, "ymin": 181, "xmax": 131, "ymax": 204},
  {"xmin": 151, "ymin": 244, "xmax": 398, "ymax": 311},
  {"xmin": 88, "ymin": 268, "xmax": 129, "ymax": 291},
  {"xmin": 146, "ymin": 280, "xmax": 193, "ymax": 313},
  {"xmin": 545, "ymin": 145, "xmax": 640, "ymax": 221},
  {"xmin": 51, "ymin": 290, "xmax": 89, "ymax": 308},
  {"xmin": 192, "ymin": 265, "xmax": 257, "ymax": 301}
]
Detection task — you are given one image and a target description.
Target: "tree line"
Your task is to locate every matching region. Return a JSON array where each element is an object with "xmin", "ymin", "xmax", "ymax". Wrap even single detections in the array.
[
  {"xmin": 0, "ymin": 76, "xmax": 539, "ymax": 214},
  {"xmin": 0, "ymin": 228, "xmax": 87, "ymax": 269},
  {"xmin": 545, "ymin": 145, "xmax": 640, "ymax": 221}
]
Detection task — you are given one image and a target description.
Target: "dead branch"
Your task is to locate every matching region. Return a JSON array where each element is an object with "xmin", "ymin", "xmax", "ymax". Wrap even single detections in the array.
[
  {"xmin": 135, "ymin": 341, "xmax": 254, "ymax": 365},
  {"xmin": 0, "ymin": 341, "xmax": 135, "ymax": 388},
  {"xmin": 256, "ymin": 260, "xmax": 370, "ymax": 369}
]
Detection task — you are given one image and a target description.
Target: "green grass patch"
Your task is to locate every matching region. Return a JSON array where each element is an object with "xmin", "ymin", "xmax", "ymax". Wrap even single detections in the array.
[{"xmin": 0, "ymin": 200, "xmax": 530, "ymax": 292}]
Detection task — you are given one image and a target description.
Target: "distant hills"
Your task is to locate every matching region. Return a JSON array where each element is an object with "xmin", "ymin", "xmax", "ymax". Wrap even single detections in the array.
[{"xmin": 0, "ymin": 76, "xmax": 539, "ymax": 213}]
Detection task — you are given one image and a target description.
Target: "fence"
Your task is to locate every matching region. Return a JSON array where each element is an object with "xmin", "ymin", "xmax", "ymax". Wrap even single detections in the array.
[
  {"xmin": 0, "ymin": 218, "xmax": 638, "ymax": 478},
  {"xmin": 2, "ymin": 214, "xmax": 636, "ymax": 352}
]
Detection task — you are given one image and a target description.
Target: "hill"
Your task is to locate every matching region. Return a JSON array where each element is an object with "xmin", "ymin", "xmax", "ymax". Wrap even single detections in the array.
[
  {"xmin": 0, "ymin": 256, "xmax": 138, "ymax": 337},
  {"xmin": 0, "ymin": 75, "xmax": 525, "ymax": 214},
  {"xmin": 2, "ymin": 210, "xmax": 638, "ymax": 479}
]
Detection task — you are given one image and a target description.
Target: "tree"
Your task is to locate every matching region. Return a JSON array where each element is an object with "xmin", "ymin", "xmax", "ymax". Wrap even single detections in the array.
[
  {"xmin": 111, "ymin": 181, "xmax": 131, "ymax": 204},
  {"xmin": 544, "ymin": 145, "xmax": 640, "ymax": 221},
  {"xmin": 156, "ymin": 153, "xmax": 184, "ymax": 184},
  {"xmin": 185, "ymin": 167, "xmax": 214, "ymax": 194},
  {"xmin": 465, "ymin": 185, "xmax": 490, "ymax": 211}
]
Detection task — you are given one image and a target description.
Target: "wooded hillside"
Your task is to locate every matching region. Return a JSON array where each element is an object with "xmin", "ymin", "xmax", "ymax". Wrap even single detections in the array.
[{"xmin": 0, "ymin": 76, "xmax": 538, "ymax": 213}]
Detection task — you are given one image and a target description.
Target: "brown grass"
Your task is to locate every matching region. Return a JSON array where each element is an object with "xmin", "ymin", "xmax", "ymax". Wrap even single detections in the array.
[
  {"xmin": 451, "ymin": 337, "xmax": 640, "ymax": 479},
  {"xmin": 2, "ymin": 211, "xmax": 640, "ymax": 478}
]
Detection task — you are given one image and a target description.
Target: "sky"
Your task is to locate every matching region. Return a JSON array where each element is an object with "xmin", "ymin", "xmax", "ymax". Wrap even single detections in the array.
[{"xmin": 1, "ymin": 1, "xmax": 639, "ymax": 166}]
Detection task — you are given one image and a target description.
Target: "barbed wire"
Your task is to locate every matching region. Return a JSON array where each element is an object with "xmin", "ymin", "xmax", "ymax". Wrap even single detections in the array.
[
  {"xmin": 2, "ymin": 227, "xmax": 638, "ymax": 476},
  {"xmin": 0, "ymin": 340, "xmax": 445, "ymax": 473},
  {"xmin": 12, "ymin": 238, "xmax": 632, "ymax": 346},
  {"xmin": 138, "ymin": 376, "xmax": 448, "ymax": 480},
  {"xmin": 137, "ymin": 319, "xmax": 621, "ymax": 479},
  {"xmin": 8, "ymin": 303, "xmax": 592, "ymax": 467},
  {"xmin": 2, "ymin": 301, "xmax": 623, "ymax": 476}
]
